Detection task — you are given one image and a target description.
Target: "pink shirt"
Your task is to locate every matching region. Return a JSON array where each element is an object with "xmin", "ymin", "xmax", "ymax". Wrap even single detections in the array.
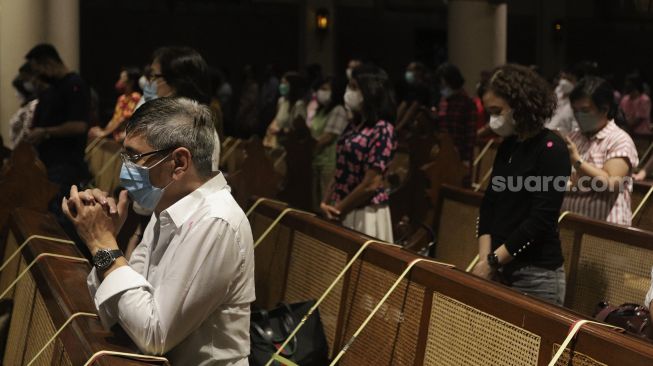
[
  {"xmin": 561, "ymin": 120, "xmax": 639, "ymax": 225},
  {"xmin": 619, "ymin": 93, "xmax": 651, "ymax": 135}
]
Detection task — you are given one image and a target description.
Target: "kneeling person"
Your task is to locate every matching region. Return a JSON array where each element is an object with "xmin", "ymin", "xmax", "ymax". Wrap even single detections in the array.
[{"xmin": 62, "ymin": 97, "xmax": 255, "ymax": 365}]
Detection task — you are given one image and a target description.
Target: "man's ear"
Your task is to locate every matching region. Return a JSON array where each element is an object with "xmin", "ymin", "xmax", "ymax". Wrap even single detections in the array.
[{"xmin": 171, "ymin": 148, "xmax": 192, "ymax": 178}]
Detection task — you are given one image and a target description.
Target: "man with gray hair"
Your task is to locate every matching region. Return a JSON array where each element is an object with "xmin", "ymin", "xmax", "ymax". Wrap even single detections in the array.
[{"xmin": 62, "ymin": 97, "xmax": 255, "ymax": 365}]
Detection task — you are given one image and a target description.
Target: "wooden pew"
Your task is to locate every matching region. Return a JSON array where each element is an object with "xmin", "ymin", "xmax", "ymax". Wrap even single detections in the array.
[
  {"xmin": 278, "ymin": 123, "xmax": 315, "ymax": 211},
  {"xmin": 559, "ymin": 212, "xmax": 653, "ymax": 317},
  {"xmin": 248, "ymin": 199, "xmax": 653, "ymax": 365},
  {"xmin": 0, "ymin": 142, "xmax": 58, "ymax": 238},
  {"xmin": 85, "ymin": 138, "xmax": 122, "ymax": 194},
  {"xmin": 632, "ymin": 180, "xmax": 653, "ymax": 232},
  {"xmin": 226, "ymin": 138, "xmax": 282, "ymax": 210},
  {"xmin": 471, "ymin": 138, "xmax": 498, "ymax": 192},
  {"xmin": 429, "ymin": 184, "xmax": 483, "ymax": 269},
  {"xmin": 1, "ymin": 208, "xmax": 161, "ymax": 365}
]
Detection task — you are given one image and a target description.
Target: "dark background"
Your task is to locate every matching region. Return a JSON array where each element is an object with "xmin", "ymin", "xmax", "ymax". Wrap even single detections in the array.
[{"xmin": 80, "ymin": 0, "xmax": 653, "ymax": 121}]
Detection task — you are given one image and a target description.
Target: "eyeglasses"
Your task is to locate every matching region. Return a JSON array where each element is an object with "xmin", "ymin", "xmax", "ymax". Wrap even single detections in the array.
[
  {"xmin": 120, "ymin": 147, "xmax": 175, "ymax": 165},
  {"xmin": 150, "ymin": 73, "xmax": 165, "ymax": 81}
]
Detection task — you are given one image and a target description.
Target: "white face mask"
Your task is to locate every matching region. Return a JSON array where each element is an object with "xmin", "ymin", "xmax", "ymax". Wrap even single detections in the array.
[
  {"xmin": 555, "ymin": 79, "xmax": 574, "ymax": 100},
  {"xmin": 489, "ymin": 111, "xmax": 516, "ymax": 137},
  {"xmin": 317, "ymin": 90, "xmax": 331, "ymax": 106},
  {"xmin": 344, "ymin": 87, "xmax": 363, "ymax": 112}
]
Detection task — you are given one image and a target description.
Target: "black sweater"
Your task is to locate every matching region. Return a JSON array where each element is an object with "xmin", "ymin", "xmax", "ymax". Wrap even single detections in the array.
[{"xmin": 478, "ymin": 129, "xmax": 570, "ymax": 271}]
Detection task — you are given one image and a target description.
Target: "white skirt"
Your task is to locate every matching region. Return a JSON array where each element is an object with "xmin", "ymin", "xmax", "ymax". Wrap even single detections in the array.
[{"xmin": 342, "ymin": 204, "xmax": 394, "ymax": 243}]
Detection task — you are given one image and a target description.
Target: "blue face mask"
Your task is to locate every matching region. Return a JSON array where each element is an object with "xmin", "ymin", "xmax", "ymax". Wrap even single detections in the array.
[
  {"xmin": 142, "ymin": 80, "xmax": 158, "ymax": 102},
  {"xmin": 440, "ymin": 86, "xmax": 453, "ymax": 99},
  {"xmin": 279, "ymin": 83, "xmax": 290, "ymax": 97},
  {"xmin": 120, "ymin": 156, "xmax": 172, "ymax": 211},
  {"xmin": 405, "ymin": 71, "xmax": 416, "ymax": 84}
]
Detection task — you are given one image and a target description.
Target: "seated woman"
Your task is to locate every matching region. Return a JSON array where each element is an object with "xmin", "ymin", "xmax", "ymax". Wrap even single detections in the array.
[
  {"xmin": 561, "ymin": 77, "xmax": 639, "ymax": 226},
  {"xmin": 310, "ymin": 76, "xmax": 348, "ymax": 213},
  {"xmin": 88, "ymin": 67, "xmax": 141, "ymax": 141},
  {"xmin": 473, "ymin": 64, "xmax": 570, "ymax": 305},
  {"xmin": 320, "ymin": 64, "xmax": 396, "ymax": 242}
]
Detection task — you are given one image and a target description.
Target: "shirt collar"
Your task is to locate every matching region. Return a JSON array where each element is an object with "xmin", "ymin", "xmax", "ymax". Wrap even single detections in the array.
[
  {"xmin": 593, "ymin": 119, "xmax": 616, "ymax": 140},
  {"xmin": 162, "ymin": 172, "xmax": 228, "ymax": 228}
]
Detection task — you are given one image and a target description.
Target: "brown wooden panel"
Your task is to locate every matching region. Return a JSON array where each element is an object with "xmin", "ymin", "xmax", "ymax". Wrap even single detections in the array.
[
  {"xmin": 250, "ymin": 200, "xmax": 653, "ymax": 366},
  {"xmin": 6, "ymin": 208, "xmax": 161, "ymax": 365}
]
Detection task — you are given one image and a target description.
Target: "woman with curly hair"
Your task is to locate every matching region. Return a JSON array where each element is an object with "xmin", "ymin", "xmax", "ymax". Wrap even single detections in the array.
[{"xmin": 472, "ymin": 64, "xmax": 571, "ymax": 305}]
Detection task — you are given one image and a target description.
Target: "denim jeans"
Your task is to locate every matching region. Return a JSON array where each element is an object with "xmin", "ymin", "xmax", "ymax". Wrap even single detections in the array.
[{"xmin": 502, "ymin": 265, "xmax": 566, "ymax": 306}]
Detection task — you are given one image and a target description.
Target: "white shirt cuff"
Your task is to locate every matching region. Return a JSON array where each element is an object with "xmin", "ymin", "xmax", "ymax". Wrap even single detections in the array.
[
  {"xmin": 94, "ymin": 265, "xmax": 152, "ymax": 308},
  {"xmin": 646, "ymin": 267, "xmax": 653, "ymax": 308}
]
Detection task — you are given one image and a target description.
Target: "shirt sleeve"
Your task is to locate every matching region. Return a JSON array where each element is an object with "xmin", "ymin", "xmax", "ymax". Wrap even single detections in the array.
[
  {"xmin": 605, "ymin": 131, "xmax": 639, "ymax": 171},
  {"xmin": 478, "ymin": 143, "xmax": 503, "ymax": 237},
  {"xmin": 324, "ymin": 106, "xmax": 348, "ymax": 135},
  {"xmin": 504, "ymin": 136, "xmax": 570, "ymax": 257},
  {"xmin": 364, "ymin": 122, "xmax": 396, "ymax": 173},
  {"xmin": 89, "ymin": 217, "xmax": 243, "ymax": 355},
  {"xmin": 646, "ymin": 267, "xmax": 653, "ymax": 309}
]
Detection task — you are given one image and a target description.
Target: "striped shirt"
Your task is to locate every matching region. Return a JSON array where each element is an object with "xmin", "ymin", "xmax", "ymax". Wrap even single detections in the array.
[{"xmin": 561, "ymin": 120, "xmax": 639, "ymax": 225}]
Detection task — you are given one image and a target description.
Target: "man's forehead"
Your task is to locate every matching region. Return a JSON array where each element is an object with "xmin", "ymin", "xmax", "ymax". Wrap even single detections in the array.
[{"xmin": 123, "ymin": 134, "xmax": 152, "ymax": 152}]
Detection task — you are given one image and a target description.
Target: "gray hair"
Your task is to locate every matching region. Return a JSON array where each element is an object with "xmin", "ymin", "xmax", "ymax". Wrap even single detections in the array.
[{"xmin": 126, "ymin": 97, "xmax": 216, "ymax": 177}]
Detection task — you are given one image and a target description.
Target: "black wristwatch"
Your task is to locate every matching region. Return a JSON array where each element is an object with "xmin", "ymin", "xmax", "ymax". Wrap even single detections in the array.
[
  {"xmin": 93, "ymin": 249, "xmax": 124, "ymax": 270},
  {"xmin": 573, "ymin": 159, "xmax": 583, "ymax": 170},
  {"xmin": 487, "ymin": 252, "xmax": 500, "ymax": 270}
]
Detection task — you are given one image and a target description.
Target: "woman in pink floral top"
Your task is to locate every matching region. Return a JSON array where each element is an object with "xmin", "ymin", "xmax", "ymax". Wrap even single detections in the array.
[{"xmin": 321, "ymin": 64, "xmax": 397, "ymax": 242}]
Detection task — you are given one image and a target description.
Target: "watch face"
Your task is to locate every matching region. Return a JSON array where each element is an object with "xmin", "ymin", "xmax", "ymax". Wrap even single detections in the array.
[{"xmin": 93, "ymin": 249, "xmax": 113, "ymax": 270}]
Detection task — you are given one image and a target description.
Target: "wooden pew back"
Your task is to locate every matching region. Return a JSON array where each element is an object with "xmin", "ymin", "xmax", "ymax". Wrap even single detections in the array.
[
  {"xmin": 432, "ymin": 185, "xmax": 483, "ymax": 269},
  {"xmin": 2, "ymin": 209, "xmax": 160, "ymax": 365},
  {"xmin": 559, "ymin": 213, "xmax": 653, "ymax": 316},
  {"xmin": 85, "ymin": 139, "xmax": 122, "ymax": 193},
  {"xmin": 248, "ymin": 200, "xmax": 653, "ymax": 366}
]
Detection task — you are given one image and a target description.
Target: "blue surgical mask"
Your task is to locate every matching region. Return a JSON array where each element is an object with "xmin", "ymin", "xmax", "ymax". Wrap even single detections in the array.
[
  {"xmin": 405, "ymin": 71, "xmax": 416, "ymax": 84},
  {"xmin": 440, "ymin": 86, "xmax": 453, "ymax": 99},
  {"xmin": 141, "ymin": 77, "xmax": 158, "ymax": 102},
  {"xmin": 120, "ymin": 157, "xmax": 173, "ymax": 211},
  {"xmin": 279, "ymin": 83, "xmax": 290, "ymax": 97}
]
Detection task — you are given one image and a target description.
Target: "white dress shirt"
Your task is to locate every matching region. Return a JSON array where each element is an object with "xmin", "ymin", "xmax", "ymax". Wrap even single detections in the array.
[{"xmin": 88, "ymin": 173, "xmax": 255, "ymax": 366}]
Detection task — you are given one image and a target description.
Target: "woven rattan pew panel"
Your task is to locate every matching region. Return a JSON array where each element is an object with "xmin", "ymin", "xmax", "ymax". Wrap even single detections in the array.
[
  {"xmin": 435, "ymin": 199, "xmax": 479, "ymax": 268},
  {"xmin": 567, "ymin": 234, "xmax": 653, "ymax": 316},
  {"xmin": 4, "ymin": 257, "xmax": 35, "ymax": 365},
  {"xmin": 284, "ymin": 232, "xmax": 348, "ymax": 356},
  {"xmin": 424, "ymin": 292, "xmax": 540, "ymax": 366},
  {"xmin": 3, "ymin": 256, "xmax": 73, "ymax": 366},
  {"xmin": 552, "ymin": 344, "xmax": 607, "ymax": 366},
  {"xmin": 250, "ymin": 211, "xmax": 293, "ymax": 308},
  {"xmin": 559, "ymin": 227, "xmax": 575, "ymax": 278},
  {"xmin": 338, "ymin": 261, "xmax": 425, "ymax": 366},
  {"xmin": 0, "ymin": 231, "xmax": 21, "ymax": 300}
]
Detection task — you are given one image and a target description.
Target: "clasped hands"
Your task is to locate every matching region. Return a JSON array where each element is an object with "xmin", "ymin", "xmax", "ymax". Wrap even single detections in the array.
[{"xmin": 61, "ymin": 185, "xmax": 130, "ymax": 256}]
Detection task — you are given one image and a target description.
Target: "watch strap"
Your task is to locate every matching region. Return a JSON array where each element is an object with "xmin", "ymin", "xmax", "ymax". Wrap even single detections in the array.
[
  {"xmin": 487, "ymin": 252, "xmax": 500, "ymax": 269},
  {"xmin": 574, "ymin": 159, "xmax": 583, "ymax": 169}
]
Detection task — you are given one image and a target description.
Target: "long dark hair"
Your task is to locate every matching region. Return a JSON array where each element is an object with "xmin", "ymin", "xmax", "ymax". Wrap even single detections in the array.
[
  {"xmin": 152, "ymin": 46, "xmax": 211, "ymax": 105},
  {"xmin": 121, "ymin": 66, "xmax": 142, "ymax": 94},
  {"xmin": 282, "ymin": 71, "xmax": 307, "ymax": 108},
  {"xmin": 351, "ymin": 64, "xmax": 396, "ymax": 126}
]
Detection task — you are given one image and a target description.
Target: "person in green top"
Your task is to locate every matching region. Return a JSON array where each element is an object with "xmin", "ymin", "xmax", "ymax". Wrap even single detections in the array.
[{"xmin": 310, "ymin": 76, "xmax": 349, "ymax": 212}]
